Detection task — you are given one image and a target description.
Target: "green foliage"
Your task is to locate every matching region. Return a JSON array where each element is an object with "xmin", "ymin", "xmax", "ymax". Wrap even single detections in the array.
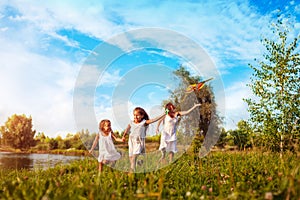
[
  {"xmin": 215, "ymin": 128, "xmax": 228, "ymax": 148},
  {"xmin": 166, "ymin": 66, "xmax": 222, "ymax": 154},
  {"xmin": 171, "ymin": 66, "xmax": 221, "ymax": 137},
  {"xmin": 0, "ymin": 114, "xmax": 36, "ymax": 150},
  {"xmin": 32, "ymin": 143, "xmax": 49, "ymax": 151},
  {"xmin": 34, "ymin": 132, "xmax": 46, "ymax": 143},
  {"xmin": 245, "ymin": 15, "xmax": 300, "ymax": 151},
  {"xmin": 0, "ymin": 152, "xmax": 299, "ymax": 199},
  {"xmin": 145, "ymin": 134, "xmax": 160, "ymax": 143},
  {"xmin": 78, "ymin": 129, "xmax": 96, "ymax": 150},
  {"xmin": 49, "ymin": 138, "xmax": 58, "ymax": 150},
  {"xmin": 36, "ymin": 130, "xmax": 95, "ymax": 151},
  {"xmin": 234, "ymin": 120, "xmax": 253, "ymax": 150},
  {"xmin": 63, "ymin": 139, "xmax": 72, "ymax": 149},
  {"xmin": 65, "ymin": 133, "xmax": 84, "ymax": 150},
  {"xmin": 189, "ymin": 133, "xmax": 204, "ymax": 154},
  {"xmin": 228, "ymin": 130, "xmax": 250, "ymax": 151}
]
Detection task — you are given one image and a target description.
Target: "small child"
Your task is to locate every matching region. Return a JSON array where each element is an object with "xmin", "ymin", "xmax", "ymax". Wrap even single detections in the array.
[
  {"xmin": 122, "ymin": 107, "xmax": 165, "ymax": 172},
  {"xmin": 89, "ymin": 119, "xmax": 124, "ymax": 172},
  {"xmin": 156, "ymin": 102, "xmax": 201, "ymax": 164}
]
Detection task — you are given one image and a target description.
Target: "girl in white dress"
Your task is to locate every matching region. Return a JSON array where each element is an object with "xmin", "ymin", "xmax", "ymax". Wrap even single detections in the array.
[
  {"xmin": 156, "ymin": 102, "xmax": 201, "ymax": 163},
  {"xmin": 89, "ymin": 119, "xmax": 124, "ymax": 172},
  {"xmin": 122, "ymin": 107, "xmax": 165, "ymax": 172}
]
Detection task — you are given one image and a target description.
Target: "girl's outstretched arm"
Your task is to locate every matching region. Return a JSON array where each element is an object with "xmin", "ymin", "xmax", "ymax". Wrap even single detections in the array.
[
  {"xmin": 111, "ymin": 131, "xmax": 124, "ymax": 142},
  {"xmin": 156, "ymin": 116, "xmax": 165, "ymax": 135},
  {"xmin": 89, "ymin": 134, "xmax": 99, "ymax": 154},
  {"xmin": 178, "ymin": 103, "xmax": 201, "ymax": 116},
  {"xmin": 122, "ymin": 124, "xmax": 131, "ymax": 141},
  {"xmin": 146, "ymin": 113, "xmax": 166, "ymax": 125}
]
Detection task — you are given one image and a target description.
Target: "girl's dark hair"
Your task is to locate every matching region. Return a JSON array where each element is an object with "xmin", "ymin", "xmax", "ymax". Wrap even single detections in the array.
[
  {"xmin": 165, "ymin": 102, "xmax": 175, "ymax": 111},
  {"xmin": 165, "ymin": 102, "xmax": 180, "ymax": 117},
  {"xmin": 99, "ymin": 119, "xmax": 111, "ymax": 132},
  {"xmin": 134, "ymin": 107, "xmax": 149, "ymax": 120}
]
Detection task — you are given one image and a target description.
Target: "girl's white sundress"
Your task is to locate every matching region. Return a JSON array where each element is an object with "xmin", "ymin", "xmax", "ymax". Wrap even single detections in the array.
[
  {"xmin": 98, "ymin": 131, "xmax": 121, "ymax": 162},
  {"xmin": 159, "ymin": 114, "xmax": 178, "ymax": 153},
  {"xmin": 128, "ymin": 120, "xmax": 147, "ymax": 156}
]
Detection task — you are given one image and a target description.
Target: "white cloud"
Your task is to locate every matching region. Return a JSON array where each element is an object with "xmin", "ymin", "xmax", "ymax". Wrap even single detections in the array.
[
  {"xmin": 3, "ymin": 1, "xmax": 116, "ymax": 38},
  {"xmin": 74, "ymin": 64, "xmax": 100, "ymax": 88},
  {"xmin": 98, "ymin": 69, "xmax": 122, "ymax": 87},
  {"xmin": 1, "ymin": 0, "xmax": 298, "ymax": 137},
  {"xmin": 94, "ymin": 100, "xmax": 132, "ymax": 132},
  {"xmin": 0, "ymin": 36, "xmax": 79, "ymax": 137},
  {"xmin": 224, "ymin": 80, "xmax": 253, "ymax": 130}
]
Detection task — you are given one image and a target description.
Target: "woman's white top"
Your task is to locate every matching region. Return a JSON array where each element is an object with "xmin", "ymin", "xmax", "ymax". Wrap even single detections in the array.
[{"xmin": 98, "ymin": 131, "xmax": 121, "ymax": 162}]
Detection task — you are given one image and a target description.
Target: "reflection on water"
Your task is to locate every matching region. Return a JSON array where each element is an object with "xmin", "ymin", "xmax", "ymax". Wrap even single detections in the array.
[{"xmin": 0, "ymin": 152, "xmax": 83, "ymax": 170}]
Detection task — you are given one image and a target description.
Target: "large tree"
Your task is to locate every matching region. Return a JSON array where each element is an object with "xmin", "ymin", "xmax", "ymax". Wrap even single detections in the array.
[
  {"xmin": 0, "ymin": 114, "xmax": 36, "ymax": 149},
  {"xmin": 164, "ymin": 66, "xmax": 221, "ymax": 154},
  {"xmin": 171, "ymin": 66, "xmax": 219, "ymax": 136},
  {"xmin": 245, "ymin": 16, "xmax": 300, "ymax": 152}
]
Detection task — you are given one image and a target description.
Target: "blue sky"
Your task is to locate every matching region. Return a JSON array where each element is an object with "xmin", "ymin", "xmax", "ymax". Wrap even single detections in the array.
[{"xmin": 0, "ymin": 0, "xmax": 299, "ymax": 138}]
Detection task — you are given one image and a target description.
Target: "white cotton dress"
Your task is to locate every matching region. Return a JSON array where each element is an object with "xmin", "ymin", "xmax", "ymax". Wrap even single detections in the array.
[
  {"xmin": 98, "ymin": 131, "xmax": 121, "ymax": 163},
  {"xmin": 128, "ymin": 120, "xmax": 147, "ymax": 156},
  {"xmin": 159, "ymin": 115, "xmax": 178, "ymax": 153}
]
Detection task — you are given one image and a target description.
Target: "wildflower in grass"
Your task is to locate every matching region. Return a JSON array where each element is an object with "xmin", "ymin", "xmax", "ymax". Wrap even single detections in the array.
[
  {"xmin": 186, "ymin": 191, "xmax": 191, "ymax": 196},
  {"xmin": 266, "ymin": 176, "xmax": 272, "ymax": 181},
  {"xmin": 89, "ymin": 119, "xmax": 123, "ymax": 172},
  {"xmin": 55, "ymin": 181, "xmax": 60, "ymax": 187},
  {"xmin": 209, "ymin": 187, "xmax": 213, "ymax": 193},
  {"xmin": 201, "ymin": 185, "xmax": 207, "ymax": 191},
  {"xmin": 136, "ymin": 188, "xmax": 143, "ymax": 194},
  {"xmin": 264, "ymin": 192, "xmax": 273, "ymax": 200}
]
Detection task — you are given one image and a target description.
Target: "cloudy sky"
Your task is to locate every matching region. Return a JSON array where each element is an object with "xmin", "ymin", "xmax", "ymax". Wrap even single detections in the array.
[{"xmin": 0, "ymin": 0, "xmax": 299, "ymax": 138}]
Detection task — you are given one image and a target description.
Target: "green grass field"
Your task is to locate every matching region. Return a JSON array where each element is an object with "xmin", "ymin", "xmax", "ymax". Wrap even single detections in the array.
[{"xmin": 0, "ymin": 151, "xmax": 299, "ymax": 199}]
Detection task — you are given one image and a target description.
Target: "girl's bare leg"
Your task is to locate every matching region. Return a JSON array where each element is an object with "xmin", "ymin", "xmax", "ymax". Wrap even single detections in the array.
[
  {"xmin": 169, "ymin": 152, "xmax": 174, "ymax": 163},
  {"xmin": 159, "ymin": 149, "xmax": 166, "ymax": 165},
  {"xmin": 130, "ymin": 155, "xmax": 138, "ymax": 172},
  {"xmin": 111, "ymin": 160, "xmax": 116, "ymax": 168},
  {"xmin": 98, "ymin": 162, "xmax": 104, "ymax": 172},
  {"xmin": 129, "ymin": 156, "xmax": 134, "ymax": 172}
]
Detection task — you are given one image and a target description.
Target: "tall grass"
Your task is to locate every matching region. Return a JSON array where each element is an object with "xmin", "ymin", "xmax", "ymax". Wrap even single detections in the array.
[{"xmin": 0, "ymin": 151, "xmax": 299, "ymax": 199}]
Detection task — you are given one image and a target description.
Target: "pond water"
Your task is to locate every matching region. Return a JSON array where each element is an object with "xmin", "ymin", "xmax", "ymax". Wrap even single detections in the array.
[{"xmin": 0, "ymin": 152, "xmax": 84, "ymax": 170}]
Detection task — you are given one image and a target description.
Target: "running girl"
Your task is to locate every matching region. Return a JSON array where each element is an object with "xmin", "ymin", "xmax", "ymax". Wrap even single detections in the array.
[
  {"xmin": 89, "ymin": 119, "xmax": 124, "ymax": 172},
  {"xmin": 122, "ymin": 107, "xmax": 165, "ymax": 172},
  {"xmin": 156, "ymin": 102, "xmax": 201, "ymax": 163}
]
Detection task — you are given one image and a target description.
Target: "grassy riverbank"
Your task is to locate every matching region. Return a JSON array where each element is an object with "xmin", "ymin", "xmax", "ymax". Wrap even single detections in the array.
[
  {"xmin": 0, "ymin": 151, "xmax": 299, "ymax": 199},
  {"xmin": 0, "ymin": 145, "xmax": 89, "ymax": 156}
]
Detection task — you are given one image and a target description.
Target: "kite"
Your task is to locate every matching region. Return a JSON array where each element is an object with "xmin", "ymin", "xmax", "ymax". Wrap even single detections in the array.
[
  {"xmin": 181, "ymin": 77, "xmax": 214, "ymax": 103},
  {"xmin": 185, "ymin": 77, "xmax": 214, "ymax": 93}
]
